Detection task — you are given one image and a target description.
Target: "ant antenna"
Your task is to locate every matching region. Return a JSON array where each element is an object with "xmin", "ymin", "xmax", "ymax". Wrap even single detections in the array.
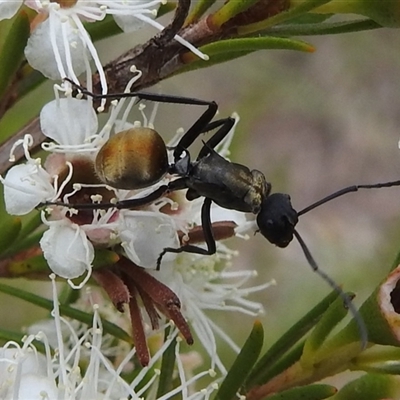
[
  {"xmin": 293, "ymin": 229, "xmax": 368, "ymax": 349},
  {"xmin": 292, "ymin": 179, "xmax": 400, "ymax": 347},
  {"xmin": 298, "ymin": 180, "xmax": 400, "ymax": 217}
]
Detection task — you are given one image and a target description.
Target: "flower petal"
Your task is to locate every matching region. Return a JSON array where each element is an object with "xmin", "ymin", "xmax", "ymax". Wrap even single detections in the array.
[
  {"xmin": 3, "ymin": 163, "xmax": 54, "ymax": 215},
  {"xmin": 40, "ymin": 222, "xmax": 94, "ymax": 279},
  {"xmin": 16, "ymin": 374, "xmax": 59, "ymax": 399},
  {"xmin": 40, "ymin": 98, "xmax": 98, "ymax": 146},
  {"xmin": 0, "ymin": 0, "xmax": 23, "ymax": 20},
  {"xmin": 120, "ymin": 212, "xmax": 179, "ymax": 268},
  {"xmin": 25, "ymin": 17, "xmax": 89, "ymax": 80}
]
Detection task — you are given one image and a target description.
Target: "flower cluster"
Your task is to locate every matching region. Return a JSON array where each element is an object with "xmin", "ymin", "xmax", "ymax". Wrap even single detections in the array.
[
  {"xmin": 1, "ymin": 58, "xmax": 271, "ymax": 400},
  {"xmin": 0, "ymin": 275, "xmax": 220, "ymax": 399},
  {"xmin": 0, "ymin": 0, "xmax": 272, "ymax": 395}
]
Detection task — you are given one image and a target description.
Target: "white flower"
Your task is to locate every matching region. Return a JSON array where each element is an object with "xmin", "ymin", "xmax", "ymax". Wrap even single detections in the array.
[
  {"xmin": 40, "ymin": 220, "xmax": 94, "ymax": 280},
  {"xmin": 0, "ymin": 0, "xmax": 23, "ymax": 20},
  {"xmin": 0, "ymin": 135, "xmax": 73, "ymax": 215},
  {"xmin": 2, "ymin": 0, "xmax": 207, "ymax": 89},
  {"xmin": 40, "ymin": 96, "xmax": 99, "ymax": 149},
  {"xmin": 154, "ymin": 250, "xmax": 274, "ymax": 374},
  {"xmin": 0, "ymin": 275, "xmax": 220, "ymax": 399},
  {"xmin": 119, "ymin": 210, "xmax": 180, "ymax": 268},
  {"xmin": 23, "ymin": 0, "xmax": 167, "ymax": 85}
]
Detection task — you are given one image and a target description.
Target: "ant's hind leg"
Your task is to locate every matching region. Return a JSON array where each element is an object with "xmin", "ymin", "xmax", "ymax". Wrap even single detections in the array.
[{"xmin": 156, "ymin": 198, "xmax": 216, "ymax": 269}]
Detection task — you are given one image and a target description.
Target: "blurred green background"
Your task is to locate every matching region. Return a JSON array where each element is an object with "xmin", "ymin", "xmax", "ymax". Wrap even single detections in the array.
[{"xmin": 2, "ymin": 19, "xmax": 400, "ymax": 370}]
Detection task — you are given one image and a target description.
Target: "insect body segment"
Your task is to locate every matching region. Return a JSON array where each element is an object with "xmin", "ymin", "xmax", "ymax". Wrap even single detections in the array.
[
  {"xmin": 95, "ymin": 127, "xmax": 169, "ymax": 190},
  {"xmin": 184, "ymin": 148, "xmax": 271, "ymax": 214},
  {"xmin": 257, "ymin": 193, "xmax": 298, "ymax": 248}
]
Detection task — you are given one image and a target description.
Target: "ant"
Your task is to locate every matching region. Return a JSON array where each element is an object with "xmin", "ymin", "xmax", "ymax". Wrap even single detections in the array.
[{"xmin": 48, "ymin": 81, "xmax": 400, "ymax": 348}]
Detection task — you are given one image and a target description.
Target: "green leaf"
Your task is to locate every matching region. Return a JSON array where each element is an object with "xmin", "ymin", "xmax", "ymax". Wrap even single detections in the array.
[
  {"xmin": 353, "ymin": 346, "xmax": 400, "ymax": 375},
  {"xmin": 215, "ymin": 320, "xmax": 264, "ymax": 400},
  {"xmin": 211, "ymin": 0, "xmax": 260, "ymax": 27},
  {"xmin": 0, "ymin": 214, "xmax": 21, "ymax": 255},
  {"xmin": 332, "ymin": 373, "xmax": 399, "ymax": 400},
  {"xmin": 282, "ymin": 12, "xmax": 332, "ymax": 24},
  {"xmin": 238, "ymin": 0, "xmax": 334, "ymax": 34},
  {"xmin": 267, "ymin": 384, "xmax": 337, "ymax": 400},
  {"xmin": 186, "ymin": 0, "xmax": 217, "ymax": 24},
  {"xmin": 246, "ymin": 290, "xmax": 339, "ymax": 387},
  {"xmin": 252, "ymin": 341, "xmax": 305, "ymax": 387},
  {"xmin": 85, "ymin": 15, "xmax": 122, "ymax": 42},
  {"xmin": 6, "ymin": 249, "xmax": 119, "ymax": 277},
  {"xmin": 201, "ymin": 36, "xmax": 314, "ymax": 53},
  {"xmin": 180, "ymin": 37, "xmax": 314, "ymax": 73},
  {"xmin": 302, "ymin": 293, "xmax": 351, "ymax": 364},
  {"xmin": 17, "ymin": 212, "xmax": 42, "ymax": 240},
  {"xmin": 156, "ymin": 327, "xmax": 176, "ymax": 397},
  {"xmin": 157, "ymin": 2, "xmax": 177, "ymax": 18},
  {"xmin": 8, "ymin": 253, "xmax": 50, "ymax": 276},
  {"xmin": 0, "ymin": 328, "xmax": 46, "ymax": 354},
  {"xmin": 0, "ymin": 282, "xmax": 132, "ymax": 343},
  {"xmin": 265, "ymin": 18, "xmax": 381, "ymax": 36},
  {"xmin": 0, "ymin": 11, "xmax": 30, "ymax": 99},
  {"xmin": 93, "ymin": 249, "xmax": 120, "ymax": 269},
  {"xmin": 2, "ymin": 212, "xmax": 44, "ymax": 257}
]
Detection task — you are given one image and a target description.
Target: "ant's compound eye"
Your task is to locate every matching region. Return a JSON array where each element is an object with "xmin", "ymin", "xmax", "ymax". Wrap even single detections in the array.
[
  {"xmin": 95, "ymin": 127, "xmax": 169, "ymax": 190},
  {"xmin": 257, "ymin": 193, "xmax": 299, "ymax": 248}
]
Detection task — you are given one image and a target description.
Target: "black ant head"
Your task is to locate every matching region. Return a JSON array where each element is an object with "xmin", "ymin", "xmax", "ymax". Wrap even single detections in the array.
[{"xmin": 257, "ymin": 193, "xmax": 299, "ymax": 247}]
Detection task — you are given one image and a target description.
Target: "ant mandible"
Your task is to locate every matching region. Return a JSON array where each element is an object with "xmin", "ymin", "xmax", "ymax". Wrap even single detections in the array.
[{"xmin": 49, "ymin": 80, "xmax": 400, "ymax": 348}]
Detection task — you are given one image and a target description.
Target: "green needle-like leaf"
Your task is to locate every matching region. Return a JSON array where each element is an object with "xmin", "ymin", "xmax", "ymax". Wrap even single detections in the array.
[
  {"xmin": 156, "ymin": 327, "xmax": 176, "ymax": 397},
  {"xmin": 265, "ymin": 18, "xmax": 381, "ymax": 36},
  {"xmin": 0, "ymin": 282, "xmax": 132, "ymax": 343},
  {"xmin": 211, "ymin": 0, "xmax": 259, "ymax": 27},
  {"xmin": 266, "ymin": 384, "xmax": 337, "ymax": 400},
  {"xmin": 252, "ymin": 341, "xmax": 305, "ymax": 386},
  {"xmin": 0, "ymin": 11, "xmax": 30, "ymax": 99},
  {"xmin": 186, "ymin": 0, "xmax": 217, "ymax": 24},
  {"xmin": 238, "ymin": 0, "xmax": 334, "ymax": 34},
  {"xmin": 0, "ymin": 214, "xmax": 21, "ymax": 255},
  {"xmin": 332, "ymin": 373, "xmax": 399, "ymax": 400},
  {"xmin": 85, "ymin": 15, "xmax": 122, "ymax": 42},
  {"xmin": 302, "ymin": 293, "xmax": 351, "ymax": 363},
  {"xmin": 180, "ymin": 37, "xmax": 314, "ymax": 74},
  {"xmin": 215, "ymin": 320, "xmax": 263, "ymax": 400},
  {"xmin": 0, "ymin": 328, "xmax": 46, "ymax": 354},
  {"xmin": 246, "ymin": 290, "xmax": 339, "ymax": 387},
  {"xmin": 353, "ymin": 346, "xmax": 400, "ymax": 375}
]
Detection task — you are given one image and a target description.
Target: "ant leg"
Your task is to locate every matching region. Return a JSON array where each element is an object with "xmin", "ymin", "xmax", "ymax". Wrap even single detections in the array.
[
  {"xmin": 172, "ymin": 102, "xmax": 218, "ymax": 161},
  {"xmin": 43, "ymin": 178, "xmax": 188, "ymax": 211},
  {"xmin": 65, "ymin": 78, "xmax": 214, "ymax": 108},
  {"xmin": 115, "ymin": 178, "xmax": 188, "ymax": 209},
  {"xmin": 197, "ymin": 117, "xmax": 236, "ymax": 159},
  {"xmin": 64, "ymin": 78, "xmax": 219, "ymax": 161},
  {"xmin": 156, "ymin": 197, "xmax": 216, "ymax": 269},
  {"xmin": 299, "ymin": 180, "xmax": 400, "ymax": 216}
]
